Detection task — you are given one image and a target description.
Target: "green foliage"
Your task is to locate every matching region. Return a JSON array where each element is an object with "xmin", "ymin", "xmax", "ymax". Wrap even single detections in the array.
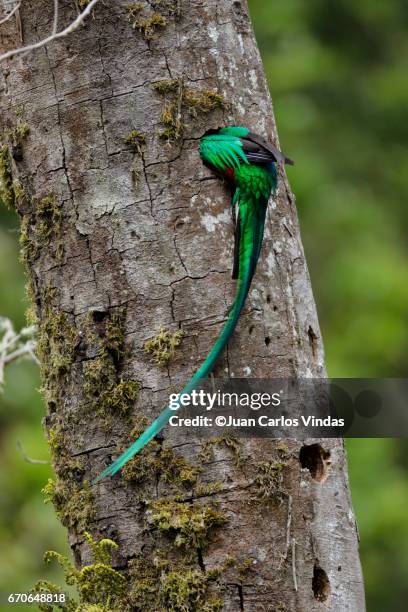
[
  {"xmin": 34, "ymin": 532, "xmax": 127, "ymax": 611},
  {"xmin": 248, "ymin": 0, "xmax": 408, "ymax": 378},
  {"xmin": 248, "ymin": 1, "xmax": 408, "ymax": 609},
  {"xmin": 346, "ymin": 438, "xmax": 408, "ymax": 612}
]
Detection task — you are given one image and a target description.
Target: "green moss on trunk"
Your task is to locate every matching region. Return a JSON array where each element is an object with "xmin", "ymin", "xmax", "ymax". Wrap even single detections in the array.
[
  {"xmin": 153, "ymin": 80, "xmax": 226, "ymax": 142},
  {"xmin": 35, "ymin": 533, "xmax": 127, "ymax": 612},
  {"xmin": 83, "ymin": 309, "xmax": 139, "ymax": 429},
  {"xmin": 126, "ymin": 3, "xmax": 167, "ymax": 40},
  {"xmin": 144, "ymin": 327, "xmax": 185, "ymax": 366},
  {"xmin": 0, "ymin": 145, "xmax": 15, "ymax": 209}
]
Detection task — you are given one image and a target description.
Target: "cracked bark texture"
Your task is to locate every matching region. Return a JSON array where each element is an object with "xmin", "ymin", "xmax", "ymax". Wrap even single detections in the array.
[{"xmin": 0, "ymin": 1, "xmax": 365, "ymax": 610}]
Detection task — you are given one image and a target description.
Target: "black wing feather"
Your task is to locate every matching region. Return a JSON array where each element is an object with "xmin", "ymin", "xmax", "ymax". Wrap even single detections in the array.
[{"xmin": 243, "ymin": 132, "xmax": 294, "ymax": 166}]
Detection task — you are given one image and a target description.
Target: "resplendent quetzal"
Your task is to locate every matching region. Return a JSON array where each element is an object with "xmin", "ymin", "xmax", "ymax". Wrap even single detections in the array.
[{"xmin": 94, "ymin": 126, "xmax": 293, "ymax": 482}]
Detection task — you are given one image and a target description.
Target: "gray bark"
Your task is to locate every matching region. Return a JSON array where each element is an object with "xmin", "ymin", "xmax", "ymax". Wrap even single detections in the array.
[{"xmin": 0, "ymin": 1, "xmax": 365, "ymax": 610}]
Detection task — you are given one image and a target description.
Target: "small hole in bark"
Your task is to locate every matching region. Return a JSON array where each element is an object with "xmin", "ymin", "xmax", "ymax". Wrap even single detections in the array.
[
  {"xmin": 266, "ymin": 294, "xmax": 271, "ymax": 304},
  {"xmin": 307, "ymin": 325, "xmax": 318, "ymax": 359},
  {"xmin": 174, "ymin": 218, "xmax": 185, "ymax": 229},
  {"xmin": 72, "ymin": 468, "xmax": 84, "ymax": 484},
  {"xmin": 197, "ymin": 548, "xmax": 205, "ymax": 571},
  {"xmin": 91, "ymin": 310, "xmax": 108, "ymax": 322},
  {"xmin": 48, "ymin": 401, "xmax": 57, "ymax": 414},
  {"xmin": 312, "ymin": 565, "xmax": 331, "ymax": 602},
  {"xmin": 73, "ymin": 545, "xmax": 81, "ymax": 566},
  {"xmin": 12, "ymin": 144, "xmax": 23, "ymax": 162},
  {"xmin": 338, "ymin": 566, "xmax": 342, "ymax": 571},
  {"xmin": 273, "ymin": 305, "xmax": 278, "ymax": 311},
  {"xmin": 264, "ymin": 336, "xmax": 271, "ymax": 346},
  {"xmin": 249, "ymin": 325, "xmax": 254, "ymax": 335},
  {"xmin": 105, "ymin": 525, "xmax": 118, "ymax": 540},
  {"xmin": 299, "ymin": 444, "xmax": 331, "ymax": 483},
  {"xmin": 131, "ymin": 230, "xmax": 137, "ymax": 238}
]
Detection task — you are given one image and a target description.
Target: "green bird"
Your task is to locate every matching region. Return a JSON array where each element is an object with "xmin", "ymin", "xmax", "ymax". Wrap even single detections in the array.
[{"xmin": 94, "ymin": 126, "xmax": 293, "ymax": 483}]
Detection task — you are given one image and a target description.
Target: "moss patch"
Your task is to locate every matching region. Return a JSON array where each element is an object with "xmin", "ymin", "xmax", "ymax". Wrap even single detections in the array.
[
  {"xmin": 38, "ymin": 195, "xmax": 64, "ymax": 261},
  {"xmin": 83, "ymin": 309, "xmax": 139, "ymax": 428},
  {"xmin": 0, "ymin": 144, "xmax": 14, "ymax": 209},
  {"xmin": 35, "ymin": 532, "xmax": 127, "ymax": 612},
  {"xmin": 36, "ymin": 533, "xmax": 230, "ymax": 611},
  {"xmin": 122, "ymin": 419, "xmax": 200, "ymax": 488},
  {"xmin": 104, "ymin": 309, "xmax": 127, "ymax": 361},
  {"xmin": 43, "ymin": 425, "xmax": 95, "ymax": 533},
  {"xmin": 99, "ymin": 379, "xmax": 139, "ymax": 418},
  {"xmin": 148, "ymin": 498, "xmax": 227, "ymax": 550},
  {"xmin": 151, "ymin": 0, "xmax": 181, "ymax": 18},
  {"xmin": 129, "ymin": 554, "xmax": 225, "ymax": 611},
  {"xmin": 9, "ymin": 120, "xmax": 30, "ymax": 145},
  {"xmin": 161, "ymin": 567, "xmax": 223, "ymax": 611},
  {"xmin": 198, "ymin": 435, "xmax": 242, "ymax": 466},
  {"xmin": 0, "ymin": 121, "xmax": 30, "ymax": 209},
  {"xmin": 144, "ymin": 327, "xmax": 185, "ymax": 366},
  {"xmin": 153, "ymin": 79, "xmax": 226, "ymax": 142},
  {"xmin": 43, "ymin": 478, "xmax": 95, "ymax": 532},
  {"xmin": 251, "ymin": 444, "xmax": 291, "ymax": 501},
  {"xmin": 36, "ymin": 289, "xmax": 79, "ymax": 390},
  {"xmin": 12, "ymin": 179, "xmax": 28, "ymax": 208},
  {"xmin": 123, "ymin": 129, "xmax": 146, "ymax": 154},
  {"xmin": 84, "ymin": 369, "xmax": 139, "ymax": 430},
  {"xmin": 253, "ymin": 460, "xmax": 287, "ymax": 501},
  {"xmin": 126, "ymin": 3, "xmax": 167, "ymax": 40},
  {"xmin": 33, "ymin": 285, "xmax": 79, "ymax": 419},
  {"xmin": 20, "ymin": 194, "xmax": 64, "ymax": 264}
]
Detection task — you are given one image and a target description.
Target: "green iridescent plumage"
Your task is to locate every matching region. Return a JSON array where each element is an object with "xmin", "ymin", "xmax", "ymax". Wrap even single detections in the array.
[{"xmin": 94, "ymin": 126, "xmax": 292, "ymax": 483}]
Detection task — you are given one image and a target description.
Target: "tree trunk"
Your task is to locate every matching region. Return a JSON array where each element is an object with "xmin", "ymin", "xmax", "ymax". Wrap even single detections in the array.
[{"xmin": 0, "ymin": 1, "xmax": 365, "ymax": 610}]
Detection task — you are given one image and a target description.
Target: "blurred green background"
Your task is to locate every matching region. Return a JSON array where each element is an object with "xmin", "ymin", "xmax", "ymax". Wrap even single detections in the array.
[
  {"xmin": 0, "ymin": 0, "xmax": 407, "ymax": 610},
  {"xmin": 248, "ymin": 0, "xmax": 408, "ymax": 610}
]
